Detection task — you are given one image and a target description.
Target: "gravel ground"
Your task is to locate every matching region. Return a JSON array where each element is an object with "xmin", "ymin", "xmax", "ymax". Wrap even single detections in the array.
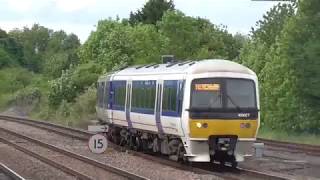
[
  {"xmin": 0, "ymin": 131, "xmax": 131, "ymax": 180},
  {"xmin": 239, "ymin": 145, "xmax": 320, "ymax": 180},
  {"xmin": 0, "ymin": 119, "xmax": 222, "ymax": 180},
  {"xmin": 6, "ymin": 118, "xmax": 319, "ymax": 180},
  {"xmin": 0, "ymin": 141, "xmax": 75, "ymax": 180},
  {"xmin": 0, "ymin": 169, "xmax": 13, "ymax": 180}
]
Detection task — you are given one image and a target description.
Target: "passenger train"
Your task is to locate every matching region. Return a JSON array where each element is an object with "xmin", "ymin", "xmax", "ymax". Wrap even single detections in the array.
[{"xmin": 96, "ymin": 59, "xmax": 260, "ymax": 167}]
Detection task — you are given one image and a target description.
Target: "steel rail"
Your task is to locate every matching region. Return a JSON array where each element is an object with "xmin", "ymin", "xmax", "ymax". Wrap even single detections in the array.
[
  {"xmin": 0, "ymin": 136, "xmax": 92, "ymax": 180},
  {"xmin": 0, "ymin": 115, "xmax": 298, "ymax": 179},
  {"xmin": 2, "ymin": 114, "xmax": 319, "ymax": 155},
  {"xmin": 0, "ymin": 115, "xmax": 92, "ymax": 140},
  {"xmin": 257, "ymin": 138, "xmax": 320, "ymax": 156},
  {"xmin": 0, "ymin": 127, "xmax": 148, "ymax": 180},
  {"xmin": 0, "ymin": 163, "xmax": 25, "ymax": 180}
]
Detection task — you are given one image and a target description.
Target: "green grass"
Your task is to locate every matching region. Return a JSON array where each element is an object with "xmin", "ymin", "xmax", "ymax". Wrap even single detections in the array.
[
  {"xmin": 0, "ymin": 93, "xmax": 14, "ymax": 111},
  {"xmin": 258, "ymin": 126, "xmax": 320, "ymax": 145}
]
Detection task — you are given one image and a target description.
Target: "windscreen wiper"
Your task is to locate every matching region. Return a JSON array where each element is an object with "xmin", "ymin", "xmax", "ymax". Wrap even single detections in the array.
[
  {"xmin": 224, "ymin": 93, "xmax": 243, "ymax": 112},
  {"xmin": 224, "ymin": 94, "xmax": 260, "ymax": 112},
  {"xmin": 187, "ymin": 107, "xmax": 219, "ymax": 112}
]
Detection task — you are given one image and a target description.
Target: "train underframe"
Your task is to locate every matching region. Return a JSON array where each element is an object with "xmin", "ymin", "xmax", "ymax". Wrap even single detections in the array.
[{"xmin": 105, "ymin": 123, "xmax": 249, "ymax": 168}]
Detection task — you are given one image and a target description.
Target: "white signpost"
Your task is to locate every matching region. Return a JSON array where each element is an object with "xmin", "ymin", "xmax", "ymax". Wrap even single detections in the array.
[
  {"xmin": 88, "ymin": 125, "xmax": 109, "ymax": 133},
  {"xmin": 88, "ymin": 134, "xmax": 108, "ymax": 154}
]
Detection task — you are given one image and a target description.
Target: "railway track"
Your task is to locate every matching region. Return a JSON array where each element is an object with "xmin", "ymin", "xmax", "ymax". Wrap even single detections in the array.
[
  {"xmin": 0, "ymin": 115, "xmax": 312, "ymax": 180},
  {"xmin": 0, "ymin": 124, "xmax": 148, "ymax": 180},
  {"xmin": 257, "ymin": 138, "xmax": 320, "ymax": 156},
  {"xmin": 0, "ymin": 163, "xmax": 25, "ymax": 180}
]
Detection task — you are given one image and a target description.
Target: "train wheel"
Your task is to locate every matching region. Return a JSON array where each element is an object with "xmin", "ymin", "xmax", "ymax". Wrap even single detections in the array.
[
  {"xmin": 128, "ymin": 135, "xmax": 134, "ymax": 150},
  {"xmin": 219, "ymin": 160, "xmax": 225, "ymax": 166},
  {"xmin": 119, "ymin": 136, "xmax": 126, "ymax": 146},
  {"xmin": 231, "ymin": 161, "xmax": 238, "ymax": 168},
  {"xmin": 142, "ymin": 139, "xmax": 149, "ymax": 152},
  {"xmin": 177, "ymin": 143, "xmax": 187, "ymax": 163},
  {"xmin": 133, "ymin": 137, "xmax": 142, "ymax": 151},
  {"xmin": 111, "ymin": 128, "xmax": 121, "ymax": 145}
]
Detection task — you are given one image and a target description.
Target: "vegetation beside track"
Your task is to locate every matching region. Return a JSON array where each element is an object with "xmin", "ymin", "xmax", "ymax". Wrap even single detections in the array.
[
  {"xmin": 258, "ymin": 127, "xmax": 320, "ymax": 146},
  {"xmin": 0, "ymin": 0, "xmax": 319, "ymax": 137}
]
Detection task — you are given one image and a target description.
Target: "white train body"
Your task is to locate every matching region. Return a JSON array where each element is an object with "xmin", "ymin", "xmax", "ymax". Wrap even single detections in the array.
[{"xmin": 96, "ymin": 59, "xmax": 260, "ymax": 165}]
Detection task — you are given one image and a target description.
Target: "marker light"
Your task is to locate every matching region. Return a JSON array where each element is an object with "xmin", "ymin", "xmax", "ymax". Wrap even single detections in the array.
[
  {"xmin": 202, "ymin": 123, "xmax": 208, "ymax": 128},
  {"xmin": 196, "ymin": 122, "xmax": 202, "ymax": 128}
]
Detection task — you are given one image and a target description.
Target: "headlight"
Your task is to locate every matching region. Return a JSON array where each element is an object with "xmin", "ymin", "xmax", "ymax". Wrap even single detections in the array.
[{"xmin": 196, "ymin": 122, "xmax": 208, "ymax": 128}]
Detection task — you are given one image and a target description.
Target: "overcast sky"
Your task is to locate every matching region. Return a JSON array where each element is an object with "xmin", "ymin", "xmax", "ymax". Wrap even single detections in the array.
[{"xmin": 0, "ymin": 0, "xmax": 281, "ymax": 42}]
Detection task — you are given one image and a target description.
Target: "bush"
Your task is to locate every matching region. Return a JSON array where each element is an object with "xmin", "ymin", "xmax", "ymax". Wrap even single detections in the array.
[
  {"xmin": 14, "ymin": 87, "xmax": 41, "ymax": 107},
  {"xmin": 45, "ymin": 87, "xmax": 97, "ymax": 127},
  {"xmin": 69, "ymin": 87, "xmax": 97, "ymax": 126},
  {"xmin": 0, "ymin": 48, "xmax": 11, "ymax": 68},
  {"xmin": 48, "ymin": 62, "xmax": 102, "ymax": 108}
]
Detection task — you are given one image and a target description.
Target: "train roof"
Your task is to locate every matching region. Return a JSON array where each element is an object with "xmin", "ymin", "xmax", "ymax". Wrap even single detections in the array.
[
  {"xmin": 99, "ymin": 59, "xmax": 256, "ymax": 80},
  {"xmin": 120, "ymin": 59, "xmax": 254, "ymax": 75}
]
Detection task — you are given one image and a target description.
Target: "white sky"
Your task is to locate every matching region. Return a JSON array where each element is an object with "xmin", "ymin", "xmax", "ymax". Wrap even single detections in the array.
[{"xmin": 0, "ymin": 0, "xmax": 282, "ymax": 42}]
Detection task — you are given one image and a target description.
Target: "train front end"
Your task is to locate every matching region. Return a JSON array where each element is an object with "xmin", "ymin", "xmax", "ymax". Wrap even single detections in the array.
[{"xmin": 184, "ymin": 72, "xmax": 259, "ymax": 166}]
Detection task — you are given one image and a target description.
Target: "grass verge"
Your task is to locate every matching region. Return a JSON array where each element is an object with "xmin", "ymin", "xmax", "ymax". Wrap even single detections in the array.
[{"xmin": 258, "ymin": 126, "xmax": 320, "ymax": 146}]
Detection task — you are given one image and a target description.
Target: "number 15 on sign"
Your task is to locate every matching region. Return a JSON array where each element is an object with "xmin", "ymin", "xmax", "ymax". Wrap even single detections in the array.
[{"xmin": 88, "ymin": 134, "xmax": 108, "ymax": 154}]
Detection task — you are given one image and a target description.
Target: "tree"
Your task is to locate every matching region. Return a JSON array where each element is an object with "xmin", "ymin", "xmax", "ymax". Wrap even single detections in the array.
[
  {"xmin": 251, "ymin": 3, "xmax": 295, "ymax": 47},
  {"xmin": 44, "ymin": 31, "xmax": 80, "ymax": 77},
  {"xmin": 9, "ymin": 24, "xmax": 51, "ymax": 72},
  {"xmin": 278, "ymin": 0, "xmax": 320, "ymax": 132},
  {"xmin": 0, "ymin": 28, "xmax": 8, "ymax": 38},
  {"xmin": 129, "ymin": 0, "xmax": 174, "ymax": 25},
  {"xmin": 158, "ymin": 11, "xmax": 239, "ymax": 60},
  {"xmin": 8, "ymin": 25, "xmax": 80, "ymax": 74},
  {"xmin": 62, "ymin": 33, "xmax": 80, "ymax": 50},
  {"xmin": 128, "ymin": 24, "xmax": 166, "ymax": 64},
  {"xmin": 0, "ymin": 48, "xmax": 11, "ymax": 68},
  {"xmin": 44, "ymin": 52, "xmax": 70, "ymax": 78},
  {"xmin": 48, "ymin": 62, "xmax": 102, "ymax": 107},
  {"xmin": 240, "ymin": 0, "xmax": 320, "ymax": 133},
  {"xmin": 239, "ymin": 3, "xmax": 295, "ymax": 74}
]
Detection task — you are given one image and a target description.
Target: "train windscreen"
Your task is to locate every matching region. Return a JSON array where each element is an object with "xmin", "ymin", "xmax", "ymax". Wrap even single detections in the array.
[{"xmin": 190, "ymin": 78, "xmax": 257, "ymax": 119}]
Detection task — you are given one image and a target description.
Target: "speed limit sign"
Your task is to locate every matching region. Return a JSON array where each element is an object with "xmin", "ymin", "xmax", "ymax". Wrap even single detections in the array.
[{"xmin": 88, "ymin": 134, "xmax": 108, "ymax": 154}]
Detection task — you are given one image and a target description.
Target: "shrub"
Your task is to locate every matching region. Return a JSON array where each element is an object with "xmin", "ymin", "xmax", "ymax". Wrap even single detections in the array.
[{"xmin": 48, "ymin": 62, "xmax": 102, "ymax": 108}]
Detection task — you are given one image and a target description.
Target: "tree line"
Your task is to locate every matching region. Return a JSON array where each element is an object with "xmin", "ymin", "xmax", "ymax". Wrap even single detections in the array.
[
  {"xmin": 0, "ymin": 0, "xmax": 318, "ymax": 133},
  {"xmin": 239, "ymin": 0, "xmax": 319, "ymax": 133}
]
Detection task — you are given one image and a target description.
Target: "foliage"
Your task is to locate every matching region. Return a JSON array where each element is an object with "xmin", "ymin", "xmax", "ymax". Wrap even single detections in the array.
[
  {"xmin": 15, "ymin": 86, "xmax": 41, "ymax": 107},
  {"xmin": 48, "ymin": 63, "xmax": 102, "ymax": 107},
  {"xmin": 1, "ymin": 0, "xmax": 318, "ymax": 136},
  {"xmin": 251, "ymin": 3, "xmax": 295, "ymax": 47},
  {"xmin": 129, "ymin": 0, "xmax": 174, "ymax": 25},
  {"xmin": 240, "ymin": 1, "xmax": 320, "ymax": 133},
  {"xmin": 80, "ymin": 19, "xmax": 166, "ymax": 70},
  {"xmin": 8, "ymin": 24, "xmax": 80, "ymax": 73},
  {"xmin": 80, "ymin": 10, "xmax": 243, "ymax": 70},
  {"xmin": 0, "ymin": 29, "xmax": 23, "ymax": 66},
  {"xmin": 258, "ymin": 126, "xmax": 320, "ymax": 145},
  {"xmin": 0, "ymin": 29, "xmax": 7, "ymax": 38},
  {"xmin": 158, "ymin": 11, "xmax": 242, "ymax": 60},
  {"xmin": 0, "ymin": 67, "xmax": 46, "ymax": 110},
  {"xmin": 0, "ymin": 48, "xmax": 11, "ymax": 67}
]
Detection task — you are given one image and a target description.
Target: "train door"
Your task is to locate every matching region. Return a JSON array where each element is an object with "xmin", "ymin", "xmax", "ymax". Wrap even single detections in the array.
[
  {"xmin": 105, "ymin": 76, "xmax": 112, "ymax": 123},
  {"xmin": 126, "ymin": 81, "xmax": 132, "ymax": 128},
  {"xmin": 155, "ymin": 82, "xmax": 164, "ymax": 134}
]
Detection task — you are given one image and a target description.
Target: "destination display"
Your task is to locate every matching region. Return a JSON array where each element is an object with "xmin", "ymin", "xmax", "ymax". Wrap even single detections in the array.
[{"xmin": 195, "ymin": 83, "xmax": 220, "ymax": 91}]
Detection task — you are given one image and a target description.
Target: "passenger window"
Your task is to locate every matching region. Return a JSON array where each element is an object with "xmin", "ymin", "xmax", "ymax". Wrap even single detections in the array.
[
  {"xmin": 162, "ymin": 81, "xmax": 178, "ymax": 112},
  {"xmin": 131, "ymin": 80, "xmax": 156, "ymax": 114},
  {"xmin": 104, "ymin": 81, "xmax": 109, "ymax": 108},
  {"xmin": 113, "ymin": 81, "xmax": 126, "ymax": 110},
  {"xmin": 162, "ymin": 80, "xmax": 184, "ymax": 116}
]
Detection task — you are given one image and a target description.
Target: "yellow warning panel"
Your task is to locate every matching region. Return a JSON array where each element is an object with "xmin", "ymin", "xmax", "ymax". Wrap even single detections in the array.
[{"xmin": 195, "ymin": 84, "xmax": 220, "ymax": 91}]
